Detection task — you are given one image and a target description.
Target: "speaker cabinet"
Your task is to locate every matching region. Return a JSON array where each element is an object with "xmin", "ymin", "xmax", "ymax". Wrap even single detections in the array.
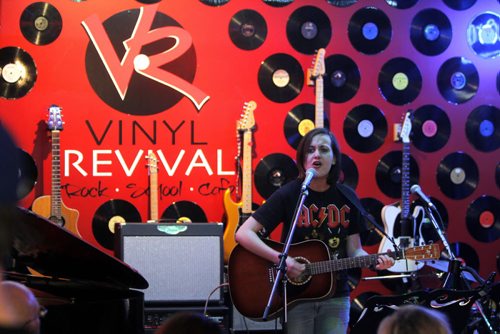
[{"xmin": 115, "ymin": 223, "xmax": 224, "ymax": 304}]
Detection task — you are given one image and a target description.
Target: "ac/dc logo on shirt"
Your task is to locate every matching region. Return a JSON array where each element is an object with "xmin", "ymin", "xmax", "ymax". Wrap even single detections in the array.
[{"xmin": 298, "ymin": 204, "xmax": 351, "ymax": 229}]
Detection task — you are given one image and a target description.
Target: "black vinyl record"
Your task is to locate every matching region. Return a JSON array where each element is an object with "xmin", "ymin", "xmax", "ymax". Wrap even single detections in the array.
[
  {"xmin": 466, "ymin": 195, "xmax": 499, "ymax": 243},
  {"xmin": 286, "ymin": 6, "xmax": 331, "ymax": 54},
  {"xmin": 410, "ymin": 9, "xmax": 452, "ymax": 56},
  {"xmin": 0, "ymin": 47, "xmax": 37, "ymax": 99},
  {"xmin": 348, "ymin": 7, "xmax": 392, "ymax": 55},
  {"xmin": 327, "ymin": 0, "xmax": 358, "ymax": 7},
  {"xmin": 136, "ymin": 0, "xmax": 162, "ymax": 3},
  {"xmin": 437, "ymin": 152, "xmax": 478, "ymax": 200},
  {"xmin": 339, "ymin": 153, "xmax": 359, "ymax": 189},
  {"xmin": 466, "ymin": 12, "xmax": 499, "ymax": 59},
  {"xmin": 412, "ymin": 105, "xmax": 451, "ymax": 152},
  {"xmin": 384, "ymin": 0, "xmax": 418, "ymax": 9},
  {"xmin": 497, "ymin": 162, "xmax": 500, "ymax": 189},
  {"xmin": 465, "ymin": 105, "xmax": 500, "ymax": 152},
  {"xmin": 258, "ymin": 53, "xmax": 304, "ymax": 103},
  {"xmin": 324, "ymin": 54, "xmax": 360, "ymax": 103},
  {"xmin": 255, "ymin": 153, "xmax": 298, "ymax": 199},
  {"xmin": 262, "ymin": 0, "xmax": 293, "ymax": 7},
  {"xmin": 447, "ymin": 242, "xmax": 480, "ymax": 272},
  {"xmin": 20, "ymin": 2, "xmax": 62, "ymax": 45},
  {"xmin": 284, "ymin": 103, "xmax": 330, "ymax": 149},
  {"xmin": 199, "ymin": 0, "xmax": 230, "ymax": 6},
  {"xmin": 437, "ymin": 57, "xmax": 478, "ymax": 105},
  {"xmin": 16, "ymin": 149, "xmax": 37, "ymax": 200},
  {"xmin": 443, "ymin": 0, "xmax": 476, "ymax": 10},
  {"xmin": 161, "ymin": 200, "xmax": 207, "ymax": 223},
  {"xmin": 359, "ymin": 197, "xmax": 384, "ymax": 246},
  {"xmin": 229, "ymin": 9, "xmax": 267, "ymax": 50},
  {"xmin": 343, "ymin": 104, "xmax": 387, "ymax": 153},
  {"xmin": 378, "ymin": 57, "xmax": 422, "ymax": 105},
  {"xmin": 92, "ymin": 199, "xmax": 142, "ymax": 250},
  {"xmin": 376, "ymin": 151, "xmax": 420, "ymax": 199}
]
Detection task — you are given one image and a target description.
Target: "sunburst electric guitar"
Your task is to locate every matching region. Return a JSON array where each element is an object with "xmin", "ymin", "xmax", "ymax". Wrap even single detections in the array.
[
  {"xmin": 223, "ymin": 101, "xmax": 257, "ymax": 263},
  {"xmin": 32, "ymin": 105, "xmax": 80, "ymax": 237},
  {"xmin": 146, "ymin": 151, "xmax": 159, "ymax": 222},
  {"xmin": 378, "ymin": 111, "xmax": 424, "ymax": 272},
  {"xmin": 228, "ymin": 239, "xmax": 440, "ymax": 320}
]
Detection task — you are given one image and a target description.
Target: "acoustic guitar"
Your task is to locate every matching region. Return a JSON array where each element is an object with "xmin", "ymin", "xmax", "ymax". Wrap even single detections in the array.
[
  {"xmin": 378, "ymin": 111, "xmax": 424, "ymax": 272},
  {"xmin": 146, "ymin": 151, "xmax": 159, "ymax": 222},
  {"xmin": 32, "ymin": 105, "xmax": 80, "ymax": 237},
  {"xmin": 228, "ymin": 239, "xmax": 440, "ymax": 320},
  {"xmin": 222, "ymin": 101, "xmax": 257, "ymax": 263}
]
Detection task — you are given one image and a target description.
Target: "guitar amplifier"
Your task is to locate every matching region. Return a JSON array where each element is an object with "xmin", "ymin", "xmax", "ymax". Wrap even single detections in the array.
[{"xmin": 115, "ymin": 222, "xmax": 224, "ymax": 305}]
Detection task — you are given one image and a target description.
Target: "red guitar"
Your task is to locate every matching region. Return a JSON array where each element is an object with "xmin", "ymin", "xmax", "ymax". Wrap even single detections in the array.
[
  {"xmin": 32, "ymin": 105, "xmax": 80, "ymax": 237},
  {"xmin": 223, "ymin": 101, "xmax": 256, "ymax": 263},
  {"xmin": 228, "ymin": 239, "xmax": 440, "ymax": 320}
]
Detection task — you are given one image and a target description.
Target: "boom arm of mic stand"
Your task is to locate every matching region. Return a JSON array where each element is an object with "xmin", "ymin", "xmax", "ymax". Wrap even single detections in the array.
[{"xmin": 424, "ymin": 206, "xmax": 455, "ymax": 260}]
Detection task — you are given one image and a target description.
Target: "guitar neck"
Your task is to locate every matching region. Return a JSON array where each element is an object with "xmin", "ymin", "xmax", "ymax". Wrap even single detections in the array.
[
  {"xmin": 401, "ymin": 141, "xmax": 411, "ymax": 221},
  {"xmin": 51, "ymin": 130, "xmax": 62, "ymax": 219},
  {"xmin": 150, "ymin": 171, "xmax": 158, "ymax": 221},
  {"xmin": 241, "ymin": 129, "xmax": 253, "ymax": 214},
  {"xmin": 315, "ymin": 76, "xmax": 324, "ymax": 128},
  {"xmin": 306, "ymin": 252, "xmax": 392, "ymax": 276}
]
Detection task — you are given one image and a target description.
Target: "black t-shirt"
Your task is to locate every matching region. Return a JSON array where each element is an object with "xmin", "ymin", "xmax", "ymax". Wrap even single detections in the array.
[{"xmin": 252, "ymin": 180, "xmax": 368, "ymax": 296}]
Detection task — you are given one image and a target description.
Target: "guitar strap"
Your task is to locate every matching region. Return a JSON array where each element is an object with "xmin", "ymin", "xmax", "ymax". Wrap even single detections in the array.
[{"xmin": 336, "ymin": 183, "xmax": 391, "ymax": 240}]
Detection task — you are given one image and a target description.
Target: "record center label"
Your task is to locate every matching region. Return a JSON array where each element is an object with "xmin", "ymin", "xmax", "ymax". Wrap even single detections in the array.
[
  {"xmin": 392, "ymin": 72, "xmax": 409, "ymax": 90},
  {"xmin": 2, "ymin": 63, "xmax": 23, "ymax": 83},
  {"xmin": 272, "ymin": 69, "xmax": 290, "ymax": 87},
  {"xmin": 422, "ymin": 120, "xmax": 438, "ymax": 137}
]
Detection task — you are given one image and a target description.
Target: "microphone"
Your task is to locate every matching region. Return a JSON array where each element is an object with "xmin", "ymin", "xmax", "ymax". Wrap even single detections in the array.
[
  {"xmin": 410, "ymin": 184, "xmax": 434, "ymax": 208},
  {"xmin": 301, "ymin": 168, "xmax": 318, "ymax": 191}
]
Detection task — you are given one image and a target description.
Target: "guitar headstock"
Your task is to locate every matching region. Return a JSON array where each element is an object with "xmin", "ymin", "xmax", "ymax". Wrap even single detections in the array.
[
  {"xmin": 47, "ymin": 105, "xmax": 64, "ymax": 131},
  {"xmin": 311, "ymin": 48, "xmax": 326, "ymax": 78},
  {"xmin": 238, "ymin": 100, "xmax": 256, "ymax": 131},
  {"xmin": 146, "ymin": 151, "xmax": 158, "ymax": 175},
  {"xmin": 400, "ymin": 110, "xmax": 413, "ymax": 144},
  {"xmin": 404, "ymin": 243, "xmax": 441, "ymax": 261}
]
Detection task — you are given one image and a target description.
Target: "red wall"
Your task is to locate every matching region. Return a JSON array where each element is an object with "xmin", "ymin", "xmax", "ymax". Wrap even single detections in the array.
[{"xmin": 1, "ymin": 0, "xmax": 498, "ymax": 305}]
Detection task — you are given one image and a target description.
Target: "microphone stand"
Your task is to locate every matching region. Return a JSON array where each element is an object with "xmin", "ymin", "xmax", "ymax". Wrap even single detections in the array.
[{"xmin": 261, "ymin": 184, "xmax": 310, "ymax": 331}]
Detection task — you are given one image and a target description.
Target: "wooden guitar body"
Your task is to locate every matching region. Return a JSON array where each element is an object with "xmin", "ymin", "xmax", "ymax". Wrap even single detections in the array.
[
  {"xmin": 32, "ymin": 195, "xmax": 81, "ymax": 237},
  {"xmin": 228, "ymin": 239, "xmax": 333, "ymax": 320}
]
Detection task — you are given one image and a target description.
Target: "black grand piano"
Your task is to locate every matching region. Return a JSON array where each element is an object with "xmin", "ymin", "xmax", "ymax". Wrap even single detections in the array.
[{"xmin": 5, "ymin": 207, "xmax": 148, "ymax": 334}]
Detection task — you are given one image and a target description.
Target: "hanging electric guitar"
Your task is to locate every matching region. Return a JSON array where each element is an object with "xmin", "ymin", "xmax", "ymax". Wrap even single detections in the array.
[
  {"xmin": 378, "ymin": 111, "xmax": 424, "ymax": 272},
  {"xmin": 310, "ymin": 48, "xmax": 326, "ymax": 128},
  {"xmin": 228, "ymin": 239, "xmax": 440, "ymax": 320},
  {"xmin": 32, "ymin": 105, "xmax": 80, "ymax": 237},
  {"xmin": 223, "ymin": 101, "xmax": 257, "ymax": 264},
  {"xmin": 146, "ymin": 151, "xmax": 159, "ymax": 222}
]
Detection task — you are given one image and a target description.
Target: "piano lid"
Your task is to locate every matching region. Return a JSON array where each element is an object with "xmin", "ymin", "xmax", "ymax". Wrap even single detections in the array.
[{"xmin": 11, "ymin": 207, "xmax": 148, "ymax": 290}]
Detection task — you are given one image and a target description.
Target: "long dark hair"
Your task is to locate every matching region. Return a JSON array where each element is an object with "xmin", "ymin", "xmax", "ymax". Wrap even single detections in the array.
[{"xmin": 296, "ymin": 127, "xmax": 342, "ymax": 185}]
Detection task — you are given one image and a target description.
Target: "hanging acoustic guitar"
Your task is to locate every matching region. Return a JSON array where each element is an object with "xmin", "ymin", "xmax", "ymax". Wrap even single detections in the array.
[{"xmin": 32, "ymin": 105, "xmax": 80, "ymax": 237}]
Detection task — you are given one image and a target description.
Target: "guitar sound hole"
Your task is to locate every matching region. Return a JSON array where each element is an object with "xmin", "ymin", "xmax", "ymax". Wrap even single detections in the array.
[
  {"xmin": 49, "ymin": 216, "xmax": 65, "ymax": 228},
  {"xmin": 288, "ymin": 256, "xmax": 312, "ymax": 286}
]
